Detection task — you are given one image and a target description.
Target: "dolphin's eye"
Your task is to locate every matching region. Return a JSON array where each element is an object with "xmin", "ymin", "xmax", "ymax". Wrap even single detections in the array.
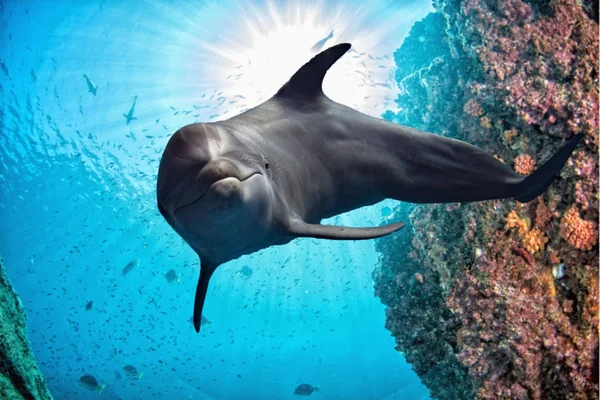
[{"xmin": 265, "ymin": 162, "xmax": 270, "ymax": 171}]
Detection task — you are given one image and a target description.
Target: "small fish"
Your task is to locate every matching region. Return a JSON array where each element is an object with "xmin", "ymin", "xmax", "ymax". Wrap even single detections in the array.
[
  {"xmin": 115, "ymin": 371, "xmax": 122, "ymax": 380},
  {"xmin": 82, "ymin": 74, "xmax": 97, "ymax": 95},
  {"xmin": 79, "ymin": 374, "xmax": 105, "ymax": 393},
  {"xmin": 414, "ymin": 273, "xmax": 424, "ymax": 284},
  {"xmin": 553, "ymin": 263, "xmax": 566, "ymax": 280},
  {"xmin": 123, "ymin": 95, "xmax": 138, "ymax": 125},
  {"xmin": 0, "ymin": 61, "xmax": 8, "ymax": 77},
  {"xmin": 85, "ymin": 301, "xmax": 93, "ymax": 311},
  {"xmin": 122, "ymin": 260, "xmax": 139, "ymax": 276},
  {"xmin": 123, "ymin": 365, "xmax": 143, "ymax": 379},
  {"xmin": 165, "ymin": 269, "xmax": 180, "ymax": 283},
  {"xmin": 294, "ymin": 383, "xmax": 320, "ymax": 396},
  {"xmin": 238, "ymin": 265, "xmax": 253, "ymax": 278},
  {"xmin": 310, "ymin": 30, "xmax": 334, "ymax": 52}
]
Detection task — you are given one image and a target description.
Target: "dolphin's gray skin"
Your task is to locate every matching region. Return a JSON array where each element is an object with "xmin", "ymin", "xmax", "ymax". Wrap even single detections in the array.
[
  {"xmin": 123, "ymin": 95, "xmax": 138, "ymax": 125},
  {"xmin": 156, "ymin": 43, "xmax": 582, "ymax": 333}
]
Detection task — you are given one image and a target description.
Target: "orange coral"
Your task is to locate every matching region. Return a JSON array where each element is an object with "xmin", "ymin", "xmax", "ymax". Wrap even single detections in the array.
[
  {"xmin": 559, "ymin": 206, "xmax": 599, "ymax": 251},
  {"xmin": 505, "ymin": 210, "xmax": 530, "ymax": 237},
  {"xmin": 480, "ymin": 116, "xmax": 492, "ymax": 129},
  {"xmin": 514, "ymin": 154, "xmax": 536, "ymax": 175},
  {"xmin": 523, "ymin": 229, "xmax": 548, "ymax": 254},
  {"xmin": 503, "ymin": 128, "xmax": 518, "ymax": 144}
]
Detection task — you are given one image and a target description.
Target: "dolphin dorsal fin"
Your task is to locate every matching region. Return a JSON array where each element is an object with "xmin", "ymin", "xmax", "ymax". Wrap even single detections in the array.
[
  {"xmin": 276, "ymin": 43, "xmax": 351, "ymax": 100},
  {"xmin": 286, "ymin": 218, "xmax": 404, "ymax": 240}
]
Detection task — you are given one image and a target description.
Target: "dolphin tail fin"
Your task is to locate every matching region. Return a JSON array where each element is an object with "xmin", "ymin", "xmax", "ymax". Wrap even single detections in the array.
[
  {"xmin": 193, "ymin": 262, "xmax": 215, "ymax": 333},
  {"xmin": 287, "ymin": 218, "xmax": 404, "ymax": 240},
  {"xmin": 514, "ymin": 134, "xmax": 583, "ymax": 203}
]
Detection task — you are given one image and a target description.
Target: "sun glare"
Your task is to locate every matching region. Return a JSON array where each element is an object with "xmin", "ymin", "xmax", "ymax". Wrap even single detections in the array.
[{"xmin": 178, "ymin": 0, "xmax": 427, "ymax": 120}]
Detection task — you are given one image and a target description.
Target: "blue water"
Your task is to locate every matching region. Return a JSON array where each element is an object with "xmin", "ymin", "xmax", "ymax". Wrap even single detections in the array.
[{"xmin": 0, "ymin": 1, "xmax": 433, "ymax": 399}]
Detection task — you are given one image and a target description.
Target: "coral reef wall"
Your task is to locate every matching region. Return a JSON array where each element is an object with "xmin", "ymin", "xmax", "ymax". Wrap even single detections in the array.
[
  {"xmin": 374, "ymin": 1, "xmax": 598, "ymax": 399},
  {"xmin": 0, "ymin": 257, "xmax": 53, "ymax": 400}
]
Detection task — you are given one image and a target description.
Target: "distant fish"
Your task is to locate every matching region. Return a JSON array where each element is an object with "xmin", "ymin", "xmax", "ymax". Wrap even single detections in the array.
[
  {"xmin": 165, "ymin": 268, "xmax": 180, "ymax": 283},
  {"xmin": 238, "ymin": 265, "xmax": 253, "ymax": 278},
  {"xmin": 310, "ymin": 30, "xmax": 334, "ymax": 52},
  {"xmin": 190, "ymin": 315, "xmax": 211, "ymax": 326},
  {"xmin": 79, "ymin": 374, "xmax": 105, "ymax": 393},
  {"xmin": 123, "ymin": 95, "xmax": 138, "ymax": 125},
  {"xmin": 82, "ymin": 74, "xmax": 98, "ymax": 95},
  {"xmin": 115, "ymin": 371, "xmax": 122, "ymax": 380},
  {"xmin": 122, "ymin": 260, "xmax": 139, "ymax": 276},
  {"xmin": 123, "ymin": 365, "xmax": 143, "ymax": 379},
  {"xmin": 85, "ymin": 301, "xmax": 93, "ymax": 311},
  {"xmin": 0, "ymin": 61, "xmax": 8, "ymax": 77},
  {"xmin": 294, "ymin": 383, "xmax": 320, "ymax": 396}
]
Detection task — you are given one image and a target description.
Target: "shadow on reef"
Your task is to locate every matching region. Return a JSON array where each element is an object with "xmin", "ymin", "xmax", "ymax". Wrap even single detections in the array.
[
  {"xmin": 374, "ymin": 1, "xmax": 598, "ymax": 399},
  {"xmin": 0, "ymin": 256, "xmax": 53, "ymax": 400}
]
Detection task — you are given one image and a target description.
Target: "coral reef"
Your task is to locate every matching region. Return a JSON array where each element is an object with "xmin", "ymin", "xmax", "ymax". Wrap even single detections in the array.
[
  {"xmin": 374, "ymin": 1, "xmax": 598, "ymax": 399},
  {"xmin": 0, "ymin": 257, "xmax": 53, "ymax": 400}
]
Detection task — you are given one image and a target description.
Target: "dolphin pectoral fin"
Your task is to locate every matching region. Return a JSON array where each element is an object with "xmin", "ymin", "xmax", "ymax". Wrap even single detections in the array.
[
  {"xmin": 287, "ymin": 218, "xmax": 404, "ymax": 240},
  {"xmin": 193, "ymin": 262, "xmax": 215, "ymax": 333},
  {"xmin": 514, "ymin": 134, "xmax": 583, "ymax": 203}
]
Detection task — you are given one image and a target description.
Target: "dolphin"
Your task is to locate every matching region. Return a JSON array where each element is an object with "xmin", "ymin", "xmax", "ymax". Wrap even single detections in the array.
[
  {"xmin": 156, "ymin": 43, "xmax": 582, "ymax": 333},
  {"xmin": 123, "ymin": 95, "xmax": 138, "ymax": 124}
]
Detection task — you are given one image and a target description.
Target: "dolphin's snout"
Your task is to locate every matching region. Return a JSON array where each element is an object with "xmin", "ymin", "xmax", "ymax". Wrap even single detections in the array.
[{"xmin": 196, "ymin": 159, "xmax": 243, "ymax": 190}]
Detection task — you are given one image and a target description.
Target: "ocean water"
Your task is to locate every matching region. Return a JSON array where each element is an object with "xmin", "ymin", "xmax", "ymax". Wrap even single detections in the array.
[{"xmin": 0, "ymin": 1, "xmax": 436, "ymax": 399}]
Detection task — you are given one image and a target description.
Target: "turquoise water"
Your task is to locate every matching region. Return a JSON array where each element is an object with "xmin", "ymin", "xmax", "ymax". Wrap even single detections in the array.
[{"xmin": 0, "ymin": 1, "xmax": 433, "ymax": 399}]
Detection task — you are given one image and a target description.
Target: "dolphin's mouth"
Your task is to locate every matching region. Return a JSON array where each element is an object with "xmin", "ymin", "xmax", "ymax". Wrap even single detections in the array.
[{"xmin": 174, "ymin": 172, "xmax": 261, "ymax": 215}]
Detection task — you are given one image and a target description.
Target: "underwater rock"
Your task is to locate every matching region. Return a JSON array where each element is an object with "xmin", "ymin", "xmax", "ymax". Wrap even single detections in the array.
[
  {"xmin": 375, "ymin": 2, "xmax": 598, "ymax": 399},
  {"xmin": 0, "ymin": 257, "xmax": 53, "ymax": 400}
]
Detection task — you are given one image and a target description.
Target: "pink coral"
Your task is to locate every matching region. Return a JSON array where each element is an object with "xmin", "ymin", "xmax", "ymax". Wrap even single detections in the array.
[
  {"xmin": 464, "ymin": 99, "xmax": 485, "ymax": 117},
  {"xmin": 448, "ymin": 247, "xmax": 597, "ymax": 400},
  {"xmin": 462, "ymin": 0, "xmax": 599, "ymax": 143},
  {"xmin": 514, "ymin": 154, "xmax": 536, "ymax": 175}
]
